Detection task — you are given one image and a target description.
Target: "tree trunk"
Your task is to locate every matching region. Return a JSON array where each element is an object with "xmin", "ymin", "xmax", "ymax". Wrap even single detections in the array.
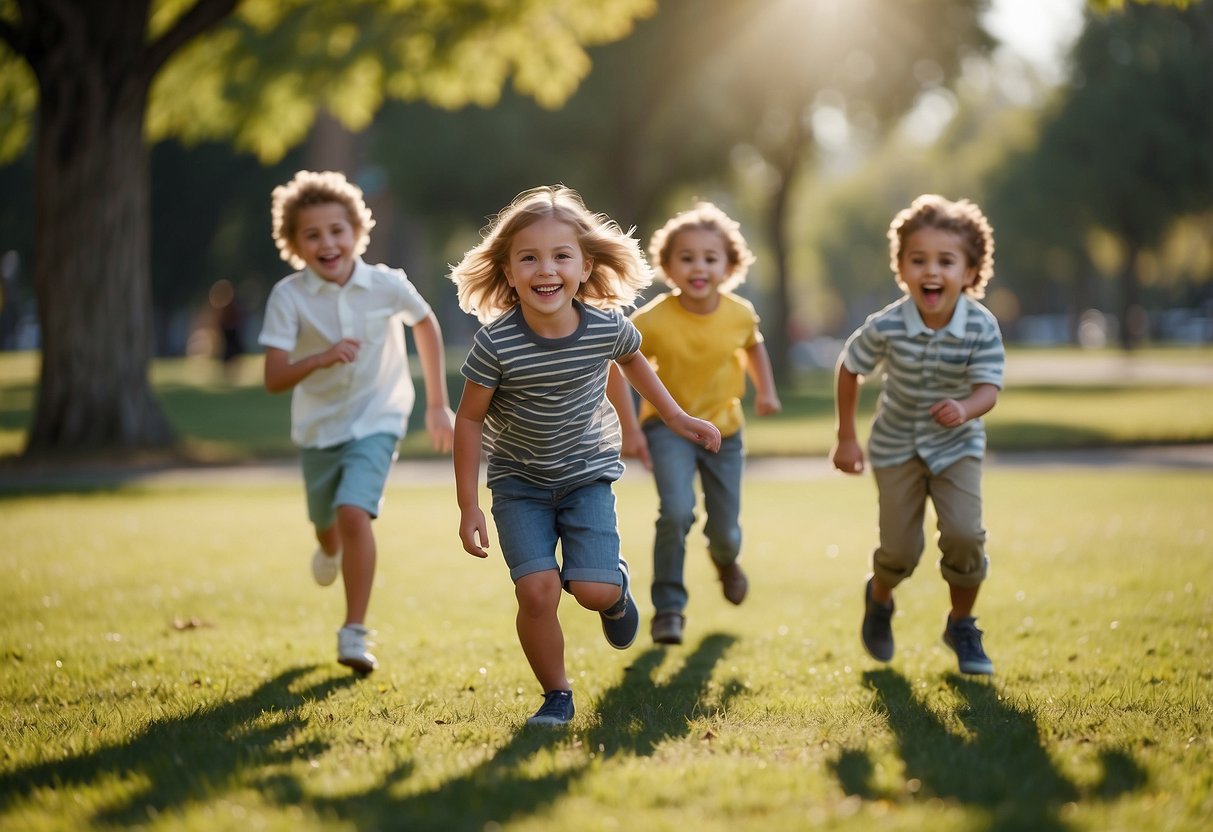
[
  {"xmin": 1117, "ymin": 240, "xmax": 1144, "ymax": 352},
  {"xmin": 24, "ymin": 1, "xmax": 176, "ymax": 457}
]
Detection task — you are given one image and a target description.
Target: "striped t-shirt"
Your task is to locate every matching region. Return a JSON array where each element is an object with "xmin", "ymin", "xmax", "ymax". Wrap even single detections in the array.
[
  {"xmin": 461, "ymin": 301, "xmax": 643, "ymax": 488},
  {"xmin": 841, "ymin": 294, "xmax": 1005, "ymax": 474}
]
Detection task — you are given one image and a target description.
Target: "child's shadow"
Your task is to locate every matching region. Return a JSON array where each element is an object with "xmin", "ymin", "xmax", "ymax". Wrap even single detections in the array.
[
  {"xmin": 0, "ymin": 665, "xmax": 358, "ymax": 826},
  {"xmin": 834, "ymin": 669, "xmax": 1146, "ymax": 832},
  {"xmin": 290, "ymin": 632, "xmax": 741, "ymax": 831}
]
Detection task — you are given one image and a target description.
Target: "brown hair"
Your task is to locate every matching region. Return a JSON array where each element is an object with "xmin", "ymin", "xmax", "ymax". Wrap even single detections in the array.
[
  {"xmin": 271, "ymin": 170, "xmax": 375, "ymax": 270},
  {"xmin": 887, "ymin": 194, "xmax": 995, "ymax": 298},
  {"xmin": 648, "ymin": 201, "xmax": 755, "ymax": 293}
]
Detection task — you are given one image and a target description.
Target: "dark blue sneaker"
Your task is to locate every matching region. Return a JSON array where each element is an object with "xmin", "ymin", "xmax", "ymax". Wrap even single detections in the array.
[
  {"xmin": 943, "ymin": 616, "xmax": 994, "ymax": 675},
  {"xmin": 526, "ymin": 689, "xmax": 575, "ymax": 726},
  {"xmin": 862, "ymin": 577, "xmax": 895, "ymax": 662},
  {"xmin": 600, "ymin": 559, "xmax": 639, "ymax": 650}
]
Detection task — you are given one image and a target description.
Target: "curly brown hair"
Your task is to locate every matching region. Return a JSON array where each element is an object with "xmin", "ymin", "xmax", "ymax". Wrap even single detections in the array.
[
  {"xmin": 887, "ymin": 194, "xmax": 995, "ymax": 299},
  {"xmin": 450, "ymin": 185, "xmax": 652, "ymax": 324},
  {"xmin": 271, "ymin": 170, "xmax": 375, "ymax": 270},
  {"xmin": 648, "ymin": 201, "xmax": 755, "ymax": 293}
]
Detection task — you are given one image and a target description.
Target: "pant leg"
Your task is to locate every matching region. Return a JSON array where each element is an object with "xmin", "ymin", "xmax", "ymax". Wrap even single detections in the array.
[
  {"xmin": 698, "ymin": 430, "xmax": 744, "ymax": 568},
  {"xmin": 929, "ymin": 456, "xmax": 988, "ymax": 588},
  {"xmin": 872, "ymin": 457, "xmax": 929, "ymax": 589},
  {"xmin": 645, "ymin": 422, "xmax": 699, "ymax": 613}
]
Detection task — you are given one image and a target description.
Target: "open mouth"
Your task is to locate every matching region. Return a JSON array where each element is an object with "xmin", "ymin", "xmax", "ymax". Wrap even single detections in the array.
[
  {"xmin": 922, "ymin": 285, "xmax": 943, "ymax": 302},
  {"xmin": 532, "ymin": 285, "xmax": 562, "ymax": 297}
]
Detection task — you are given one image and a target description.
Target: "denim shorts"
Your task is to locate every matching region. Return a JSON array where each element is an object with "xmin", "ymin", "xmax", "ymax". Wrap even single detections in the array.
[
  {"xmin": 300, "ymin": 432, "xmax": 399, "ymax": 530},
  {"xmin": 490, "ymin": 476, "xmax": 623, "ymax": 587}
]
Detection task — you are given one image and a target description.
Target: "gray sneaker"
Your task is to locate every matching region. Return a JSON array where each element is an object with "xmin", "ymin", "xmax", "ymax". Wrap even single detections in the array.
[
  {"xmin": 312, "ymin": 546, "xmax": 342, "ymax": 587},
  {"xmin": 861, "ymin": 577, "xmax": 895, "ymax": 662},
  {"xmin": 943, "ymin": 616, "xmax": 994, "ymax": 675},
  {"xmin": 527, "ymin": 689, "xmax": 575, "ymax": 726},
  {"xmin": 337, "ymin": 624, "xmax": 378, "ymax": 674},
  {"xmin": 600, "ymin": 559, "xmax": 639, "ymax": 650},
  {"xmin": 651, "ymin": 611, "xmax": 685, "ymax": 645}
]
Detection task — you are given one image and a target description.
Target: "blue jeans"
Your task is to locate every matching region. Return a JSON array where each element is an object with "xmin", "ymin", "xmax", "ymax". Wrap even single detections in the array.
[
  {"xmin": 490, "ymin": 477, "xmax": 625, "ymax": 588},
  {"xmin": 645, "ymin": 422, "xmax": 744, "ymax": 613}
]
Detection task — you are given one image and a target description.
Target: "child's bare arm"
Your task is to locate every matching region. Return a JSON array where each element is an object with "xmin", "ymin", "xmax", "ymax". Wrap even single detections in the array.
[
  {"xmin": 262, "ymin": 341, "xmax": 361, "ymax": 393},
  {"xmin": 615, "ymin": 351, "xmax": 721, "ymax": 452},
  {"xmin": 454, "ymin": 379, "xmax": 493, "ymax": 558},
  {"xmin": 831, "ymin": 359, "xmax": 865, "ymax": 474},
  {"xmin": 607, "ymin": 362, "xmax": 652, "ymax": 470},
  {"xmin": 744, "ymin": 341, "xmax": 782, "ymax": 416},
  {"xmin": 411, "ymin": 313, "xmax": 455, "ymax": 453},
  {"xmin": 929, "ymin": 383, "xmax": 1000, "ymax": 428}
]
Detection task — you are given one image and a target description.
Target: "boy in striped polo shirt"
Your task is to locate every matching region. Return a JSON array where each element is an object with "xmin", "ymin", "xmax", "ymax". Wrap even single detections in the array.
[{"xmin": 831, "ymin": 194, "xmax": 1004, "ymax": 675}]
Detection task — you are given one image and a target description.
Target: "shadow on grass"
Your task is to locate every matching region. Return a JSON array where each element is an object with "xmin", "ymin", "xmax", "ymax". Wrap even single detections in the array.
[
  {"xmin": 835, "ymin": 669, "xmax": 1146, "ymax": 831},
  {"xmin": 0, "ymin": 665, "xmax": 358, "ymax": 826},
  {"xmin": 285, "ymin": 632, "xmax": 740, "ymax": 831}
]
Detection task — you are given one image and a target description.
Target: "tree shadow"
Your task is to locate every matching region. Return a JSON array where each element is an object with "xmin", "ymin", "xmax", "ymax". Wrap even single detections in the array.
[
  {"xmin": 834, "ymin": 669, "xmax": 1147, "ymax": 832},
  {"xmin": 295, "ymin": 632, "xmax": 741, "ymax": 831},
  {"xmin": 0, "ymin": 665, "xmax": 358, "ymax": 826}
]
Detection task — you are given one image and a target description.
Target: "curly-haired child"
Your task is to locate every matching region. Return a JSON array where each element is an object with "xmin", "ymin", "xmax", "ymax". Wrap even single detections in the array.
[{"xmin": 831, "ymin": 194, "xmax": 1004, "ymax": 675}]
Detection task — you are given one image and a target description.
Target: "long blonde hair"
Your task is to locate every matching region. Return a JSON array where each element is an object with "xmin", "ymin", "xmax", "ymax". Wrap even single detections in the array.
[{"xmin": 450, "ymin": 185, "xmax": 652, "ymax": 324}]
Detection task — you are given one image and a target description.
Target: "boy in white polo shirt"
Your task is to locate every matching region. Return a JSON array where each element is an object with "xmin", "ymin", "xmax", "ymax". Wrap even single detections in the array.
[
  {"xmin": 259, "ymin": 170, "xmax": 455, "ymax": 674},
  {"xmin": 831, "ymin": 194, "xmax": 1004, "ymax": 675}
]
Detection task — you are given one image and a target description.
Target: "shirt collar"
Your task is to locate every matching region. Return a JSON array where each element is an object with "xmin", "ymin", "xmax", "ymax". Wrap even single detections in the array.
[
  {"xmin": 900, "ymin": 294, "xmax": 971, "ymax": 339},
  {"xmin": 302, "ymin": 256, "xmax": 369, "ymax": 294}
]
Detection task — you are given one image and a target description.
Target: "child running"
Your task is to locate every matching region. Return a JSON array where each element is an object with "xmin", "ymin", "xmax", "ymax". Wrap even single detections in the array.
[
  {"xmin": 831, "ymin": 193, "xmax": 1004, "ymax": 675},
  {"xmin": 613, "ymin": 202, "xmax": 781, "ymax": 646},
  {"xmin": 451, "ymin": 185, "xmax": 722, "ymax": 727},
  {"xmin": 259, "ymin": 170, "xmax": 455, "ymax": 674}
]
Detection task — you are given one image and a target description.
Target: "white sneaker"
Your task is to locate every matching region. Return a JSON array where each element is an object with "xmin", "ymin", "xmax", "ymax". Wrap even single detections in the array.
[
  {"xmin": 311, "ymin": 547, "xmax": 342, "ymax": 586},
  {"xmin": 337, "ymin": 624, "xmax": 378, "ymax": 674}
]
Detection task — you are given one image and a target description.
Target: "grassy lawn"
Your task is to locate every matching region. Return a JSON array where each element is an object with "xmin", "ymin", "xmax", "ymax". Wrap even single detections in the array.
[
  {"xmin": 2, "ymin": 469, "xmax": 1211, "ymax": 831},
  {"xmin": 2, "ymin": 348, "xmax": 1212, "ymax": 462}
]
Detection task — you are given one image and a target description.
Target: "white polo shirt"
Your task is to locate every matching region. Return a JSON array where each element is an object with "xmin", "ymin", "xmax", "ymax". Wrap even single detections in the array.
[{"xmin": 258, "ymin": 257, "xmax": 432, "ymax": 449}]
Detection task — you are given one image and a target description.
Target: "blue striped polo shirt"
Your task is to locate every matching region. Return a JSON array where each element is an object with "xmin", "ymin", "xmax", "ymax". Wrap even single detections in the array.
[
  {"xmin": 461, "ymin": 301, "xmax": 643, "ymax": 489},
  {"xmin": 842, "ymin": 294, "xmax": 1005, "ymax": 474}
]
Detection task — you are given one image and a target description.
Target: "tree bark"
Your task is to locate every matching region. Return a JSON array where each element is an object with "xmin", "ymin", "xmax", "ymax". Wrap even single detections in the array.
[{"xmin": 23, "ymin": 0, "xmax": 175, "ymax": 457}]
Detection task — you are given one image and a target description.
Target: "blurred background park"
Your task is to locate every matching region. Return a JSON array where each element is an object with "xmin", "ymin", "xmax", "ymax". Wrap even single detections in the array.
[{"xmin": 0, "ymin": 0, "xmax": 1210, "ymax": 461}]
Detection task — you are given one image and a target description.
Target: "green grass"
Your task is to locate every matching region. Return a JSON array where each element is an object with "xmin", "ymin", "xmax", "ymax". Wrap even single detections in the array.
[
  {"xmin": 2, "ymin": 470, "xmax": 1211, "ymax": 831},
  {"xmin": 2, "ymin": 348, "xmax": 1212, "ymax": 462}
]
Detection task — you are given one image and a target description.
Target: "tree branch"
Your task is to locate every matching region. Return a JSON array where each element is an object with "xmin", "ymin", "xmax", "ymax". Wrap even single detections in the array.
[
  {"xmin": 0, "ymin": 18, "xmax": 22, "ymax": 54},
  {"xmin": 143, "ymin": 0, "xmax": 238, "ymax": 76}
]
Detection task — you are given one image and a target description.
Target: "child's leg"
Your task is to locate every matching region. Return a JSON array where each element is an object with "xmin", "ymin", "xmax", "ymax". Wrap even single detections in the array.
[
  {"xmin": 644, "ymin": 423, "xmax": 699, "ymax": 614},
  {"xmin": 515, "ymin": 570, "xmax": 570, "ymax": 692},
  {"xmin": 699, "ymin": 432, "xmax": 744, "ymax": 567},
  {"xmin": 872, "ymin": 457, "xmax": 930, "ymax": 597},
  {"xmin": 336, "ymin": 504, "xmax": 375, "ymax": 625},
  {"xmin": 930, "ymin": 457, "xmax": 988, "ymax": 620},
  {"xmin": 315, "ymin": 524, "xmax": 340, "ymax": 556}
]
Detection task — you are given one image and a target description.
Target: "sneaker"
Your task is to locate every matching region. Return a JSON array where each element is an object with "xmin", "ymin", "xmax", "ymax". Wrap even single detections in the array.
[
  {"xmin": 861, "ymin": 576, "xmax": 895, "ymax": 662},
  {"xmin": 337, "ymin": 624, "xmax": 378, "ymax": 674},
  {"xmin": 526, "ymin": 689, "xmax": 575, "ymax": 727},
  {"xmin": 716, "ymin": 561, "xmax": 748, "ymax": 605},
  {"xmin": 600, "ymin": 559, "xmax": 639, "ymax": 650},
  {"xmin": 943, "ymin": 615, "xmax": 994, "ymax": 675},
  {"xmin": 312, "ymin": 546, "xmax": 342, "ymax": 587},
  {"xmin": 651, "ymin": 611, "xmax": 685, "ymax": 645}
]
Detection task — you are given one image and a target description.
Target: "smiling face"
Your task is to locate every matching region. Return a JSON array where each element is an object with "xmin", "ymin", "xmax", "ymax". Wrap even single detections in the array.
[
  {"xmin": 897, "ymin": 226, "xmax": 978, "ymax": 329},
  {"xmin": 503, "ymin": 216, "xmax": 592, "ymax": 335},
  {"xmin": 292, "ymin": 202, "xmax": 358, "ymax": 285},
  {"xmin": 662, "ymin": 227, "xmax": 733, "ymax": 314}
]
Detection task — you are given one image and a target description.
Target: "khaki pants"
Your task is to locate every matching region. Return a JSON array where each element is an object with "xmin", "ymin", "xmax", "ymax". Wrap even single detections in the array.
[{"xmin": 872, "ymin": 456, "xmax": 988, "ymax": 589}]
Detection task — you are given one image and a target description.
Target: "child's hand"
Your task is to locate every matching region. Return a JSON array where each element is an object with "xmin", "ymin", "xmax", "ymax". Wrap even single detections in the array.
[
  {"xmin": 621, "ymin": 426, "xmax": 652, "ymax": 470},
  {"xmin": 929, "ymin": 398, "xmax": 968, "ymax": 428},
  {"xmin": 831, "ymin": 439, "xmax": 865, "ymax": 474},
  {"xmin": 459, "ymin": 507, "xmax": 490, "ymax": 558},
  {"xmin": 672, "ymin": 413, "xmax": 722, "ymax": 453},
  {"xmin": 426, "ymin": 405, "xmax": 456, "ymax": 453},
  {"xmin": 320, "ymin": 338, "xmax": 361, "ymax": 367},
  {"xmin": 754, "ymin": 392, "xmax": 782, "ymax": 417}
]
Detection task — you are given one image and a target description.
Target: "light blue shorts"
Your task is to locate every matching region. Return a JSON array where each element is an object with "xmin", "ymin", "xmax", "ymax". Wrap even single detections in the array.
[
  {"xmin": 489, "ymin": 477, "xmax": 623, "ymax": 588},
  {"xmin": 300, "ymin": 432, "xmax": 398, "ymax": 530}
]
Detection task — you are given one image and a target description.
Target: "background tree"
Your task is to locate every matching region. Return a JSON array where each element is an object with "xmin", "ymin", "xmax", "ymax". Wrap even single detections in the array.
[
  {"xmin": 0, "ymin": 0, "xmax": 653, "ymax": 459},
  {"xmin": 989, "ymin": 0, "xmax": 1212, "ymax": 348}
]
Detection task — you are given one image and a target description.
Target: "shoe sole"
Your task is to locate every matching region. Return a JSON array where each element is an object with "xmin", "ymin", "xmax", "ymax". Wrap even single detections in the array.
[
  {"xmin": 942, "ymin": 636, "xmax": 994, "ymax": 675},
  {"xmin": 338, "ymin": 656, "xmax": 376, "ymax": 675},
  {"xmin": 526, "ymin": 716, "xmax": 572, "ymax": 727}
]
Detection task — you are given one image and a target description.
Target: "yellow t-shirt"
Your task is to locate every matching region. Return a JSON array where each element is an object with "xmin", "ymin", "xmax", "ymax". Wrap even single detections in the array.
[{"xmin": 630, "ymin": 292, "xmax": 763, "ymax": 438}]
